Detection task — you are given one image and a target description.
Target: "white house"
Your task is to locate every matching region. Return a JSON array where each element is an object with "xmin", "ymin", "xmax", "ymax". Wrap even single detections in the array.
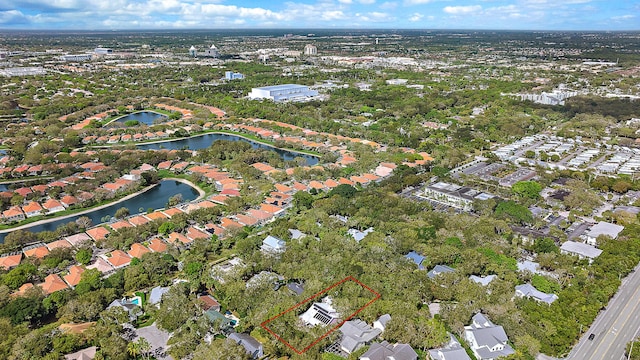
[
  {"xmin": 515, "ymin": 283, "xmax": 558, "ymax": 304},
  {"xmin": 584, "ymin": 221, "xmax": 624, "ymax": 246},
  {"xmin": 560, "ymin": 241, "xmax": 603, "ymax": 263},
  {"xmin": 261, "ymin": 235, "xmax": 286, "ymax": 253},
  {"xmin": 300, "ymin": 296, "xmax": 340, "ymax": 327},
  {"xmin": 464, "ymin": 313, "xmax": 514, "ymax": 360}
]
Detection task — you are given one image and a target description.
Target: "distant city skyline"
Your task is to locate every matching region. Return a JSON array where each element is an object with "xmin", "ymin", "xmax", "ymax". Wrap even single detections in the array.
[{"xmin": 1, "ymin": 0, "xmax": 638, "ymax": 31}]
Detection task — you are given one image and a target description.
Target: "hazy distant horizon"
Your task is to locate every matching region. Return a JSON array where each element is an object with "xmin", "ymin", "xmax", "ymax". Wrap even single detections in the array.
[{"xmin": 1, "ymin": 0, "xmax": 638, "ymax": 31}]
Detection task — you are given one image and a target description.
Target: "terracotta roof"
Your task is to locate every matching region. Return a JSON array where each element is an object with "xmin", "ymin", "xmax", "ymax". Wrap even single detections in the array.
[
  {"xmin": 198, "ymin": 200, "xmax": 217, "ymax": 209},
  {"xmin": 186, "ymin": 227, "xmax": 210, "ymax": 241},
  {"xmin": 41, "ymin": 274, "xmax": 69, "ymax": 295},
  {"xmin": 197, "ymin": 294, "xmax": 221, "ymax": 311},
  {"xmin": 148, "ymin": 238, "xmax": 168, "ymax": 253},
  {"xmin": 106, "ymin": 250, "xmax": 131, "ymax": 268},
  {"xmin": 63, "ymin": 265, "xmax": 85, "ymax": 287},
  {"xmin": 167, "ymin": 232, "xmax": 191, "ymax": 245},
  {"xmin": 275, "ymin": 183, "xmax": 293, "ymax": 194},
  {"xmin": 220, "ymin": 217, "xmax": 242, "ymax": 230},
  {"xmin": 209, "ymin": 195, "xmax": 229, "ymax": 205},
  {"xmin": 109, "ymin": 220, "xmax": 133, "ymax": 230},
  {"xmin": 128, "ymin": 215, "xmax": 149, "ymax": 227},
  {"xmin": 162, "ymin": 207, "xmax": 184, "ymax": 218},
  {"xmin": 246, "ymin": 209, "xmax": 273, "ymax": 221},
  {"xmin": 0, "ymin": 253, "xmax": 22, "ymax": 270},
  {"xmin": 338, "ymin": 177, "xmax": 355, "ymax": 185},
  {"xmin": 31, "ymin": 185, "xmax": 49, "ymax": 194},
  {"xmin": 144, "ymin": 211, "xmax": 168, "ymax": 221},
  {"xmin": 15, "ymin": 283, "xmax": 34, "ymax": 296},
  {"xmin": 260, "ymin": 203, "xmax": 284, "ymax": 214},
  {"xmin": 3, "ymin": 206, "xmax": 24, "ymax": 218},
  {"xmin": 86, "ymin": 227, "xmax": 110, "ymax": 241},
  {"xmin": 60, "ymin": 195, "xmax": 79, "ymax": 206},
  {"xmin": 22, "ymin": 201, "xmax": 43, "ymax": 214},
  {"xmin": 42, "ymin": 199, "xmax": 64, "ymax": 210},
  {"xmin": 128, "ymin": 243, "xmax": 151, "ymax": 258},
  {"xmin": 235, "ymin": 214, "xmax": 259, "ymax": 226},
  {"xmin": 292, "ymin": 182, "xmax": 308, "ymax": 191},
  {"xmin": 23, "ymin": 245, "xmax": 50, "ymax": 259},
  {"xmin": 46, "ymin": 239, "xmax": 72, "ymax": 250}
]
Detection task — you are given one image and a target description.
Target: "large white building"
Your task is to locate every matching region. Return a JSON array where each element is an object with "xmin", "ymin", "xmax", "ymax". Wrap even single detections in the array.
[
  {"xmin": 248, "ymin": 84, "xmax": 319, "ymax": 103},
  {"xmin": 304, "ymin": 44, "xmax": 318, "ymax": 56}
]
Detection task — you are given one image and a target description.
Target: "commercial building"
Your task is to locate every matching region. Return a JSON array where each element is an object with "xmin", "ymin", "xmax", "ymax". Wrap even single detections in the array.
[
  {"xmin": 201, "ymin": 44, "xmax": 220, "ymax": 58},
  {"xmin": 60, "ymin": 54, "xmax": 93, "ymax": 62},
  {"xmin": 304, "ymin": 44, "xmax": 318, "ymax": 56},
  {"xmin": 248, "ymin": 84, "xmax": 319, "ymax": 103},
  {"xmin": 94, "ymin": 47, "xmax": 113, "ymax": 55},
  {"xmin": 225, "ymin": 71, "xmax": 245, "ymax": 80},
  {"xmin": 560, "ymin": 241, "xmax": 602, "ymax": 263},
  {"xmin": 422, "ymin": 182, "xmax": 495, "ymax": 211}
]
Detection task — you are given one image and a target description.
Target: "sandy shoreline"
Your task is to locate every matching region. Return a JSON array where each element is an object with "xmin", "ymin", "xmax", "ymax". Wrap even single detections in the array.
[{"xmin": 165, "ymin": 177, "xmax": 206, "ymax": 200}]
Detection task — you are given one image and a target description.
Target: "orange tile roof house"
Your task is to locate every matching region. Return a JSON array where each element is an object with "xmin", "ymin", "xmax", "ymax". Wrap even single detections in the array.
[
  {"xmin": 23, "ymin": 244, "xmax": 50, "ymax": 259},
  {"xmin": 144, "ymin": 211, "xmax": 168, "ymax": 221},
  {"xmin": 220, "ymin": 217, "xmax": 243, "ymax": 230},
  {"xmin": 14, "ymin": 187, "xmax": 33, "ymax": 197},
  {"xmin": 246, "ymin": 209, "xmax": 274, "ymax": 223},
  {"xmin": 41, "ymin": 274, "xmax": 69, "ymax": 295},
  {"xmin": 162, "ymin": 207, "xmax": 184, "ymax": 218},
  {"xmin": 275, "ymin": 183, "xmax": 293, "ymax": 194},
  {"xmin": 148, "ymin": 238, "xmax": 168, "ymax": 253},
  {"xmin": 157, "ymin": 160, "xmax": 172, "ymax": 170},
  {"xmin": 128, "ymin": 243, "xmax": 151, "ymax": 259},
  {"xmin": 31, "ymin": 184, "xmax": 49, "ymax": 194},
  {"xmin": 0, "ymin": 253, "xmax": 22, "ymax": 270},
  {"xmin": 105, "ymin": 250, "xmax": 132, "ymax": 269},
  {"xmin": 167, "ymin": 232, "xmax": 192, "ymax": 245},
  {"xmin": 46, "ymin": 239, "xmax": 73, "ymax": 251},
  {"xmin": 60, "ymin": 195, "xmax": 79, "ymax": 208},
  {"xmin": 109, "ymin": 220, "xmax": 133, "ymax": 231},
  {"xmin": 43, "ymin": 199, "xmax": 65, "ymax": 213},
  {"xmin": 186, "ymin": 227, "xmax": 210, "ymax": 242},
  {"xmin": 63, "ymin": 265, "xmax": 85, "ymax": 287},
  {"xmin": 86, "ymin": 227, "xmax": 110, "ymax": 241},
  {"xmin": 235, "ymin": 214, "xmax": 260, "ymax": 227},
  {"xmin": 128, "ymin": 215, "xmax": 149, "ymax": 227},
  {"xmin": 3, "ymin": 206, "xmax": 25, "ymax": 222},
  {"xmin": 22, "ymin": 201, "xmax": 44, "ymax": 217},
  {"xmin": 260, "ymin": 203, "xmax": 286, "ymax": 216}
]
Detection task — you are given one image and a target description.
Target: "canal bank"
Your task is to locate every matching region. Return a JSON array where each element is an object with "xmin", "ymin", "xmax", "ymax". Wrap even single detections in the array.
[{"xmin": 0, "ymin": 179, "xmax": 201, "ymax": 242}]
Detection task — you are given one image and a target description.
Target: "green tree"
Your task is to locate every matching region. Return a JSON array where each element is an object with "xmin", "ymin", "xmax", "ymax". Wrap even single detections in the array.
[
  {"xmin": 114, "ymin": 207, "xmax": 130, "ymax": 219},
  {"xmin": 75, "ymin": 249, "xmax": 92, "ymax": 265},
  {"xmin": 512, "ymin": 181, "xmax": 543, "ymax": 199}
]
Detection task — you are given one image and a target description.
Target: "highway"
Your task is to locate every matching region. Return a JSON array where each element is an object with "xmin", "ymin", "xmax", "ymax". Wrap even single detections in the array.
[{"xmin": 568, "ymin": 262, "xmax": 640, "ymax": 360}]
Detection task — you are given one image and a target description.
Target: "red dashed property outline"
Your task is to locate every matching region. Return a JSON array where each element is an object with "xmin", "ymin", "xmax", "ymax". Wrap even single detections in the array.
[{"xmin": 260, "ymin": 276, "xmax": 381, "ymax": 354}]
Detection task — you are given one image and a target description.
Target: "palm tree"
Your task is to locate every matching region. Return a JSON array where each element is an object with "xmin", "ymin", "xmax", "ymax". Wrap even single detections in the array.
[
  {"xmin": 138, "ymin": 338, "xmax": 151, "ymax": 360},
  {"xmin": 127, "ymin": 341, "xmax": 140, "ymax": 359}
]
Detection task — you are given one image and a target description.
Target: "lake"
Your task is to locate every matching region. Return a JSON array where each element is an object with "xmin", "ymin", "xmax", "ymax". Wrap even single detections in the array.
[
  {"xmin": 137, "ymin": 133, "xmax": 320, "ymax": 165},
  {"xmin": 0, "ymin": 180, "xmax": 199, "ymax": 243},
  {"xmin": 113, "ymin": 111, "xmax": 167, "ymax": 126}
]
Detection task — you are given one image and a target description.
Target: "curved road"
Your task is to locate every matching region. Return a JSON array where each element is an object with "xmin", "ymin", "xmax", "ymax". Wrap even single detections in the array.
[{"xmin": 568, "ymin": 262, "xmax": 640, "ymax": 360}]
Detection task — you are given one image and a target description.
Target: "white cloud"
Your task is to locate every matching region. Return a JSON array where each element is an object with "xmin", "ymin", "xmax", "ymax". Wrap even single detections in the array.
[
  {"xmin": 404, "ymin": 0, "xmax": 434, "ymax": 5},
  {"xmin": 443, "ymin": 5, "xmax": 482, "ymax": 15},
  {"xmin": 409, "ymin": 12, "xmax": 423, "ymax": 21},
  {"xmin": 359, "ymin": 0, "xmax": 376, "ymax": 4},
  {"xmin": 355, "ymin": 11, "xmax": 393, "ymax": 22},
  {"xmin": 611, "ymin": 14, "xmax": 635, "ymax": 20},
  {"xmin": 338, "ymin": 0, "xmax": 352, "ymax": 3},
  {"xmin": 379, "ymin": 1, "xmax": 397, "ymax": 10}
]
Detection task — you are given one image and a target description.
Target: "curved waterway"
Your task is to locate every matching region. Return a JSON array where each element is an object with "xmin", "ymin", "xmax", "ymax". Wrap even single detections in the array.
[
  {"xmin": 137, "ymin": 133, "xmax": 319, "ymax": 166},
  {"xmin": 110, "ymin": 111, "xmax": 167, "ymax": 126},
  {"xmin": 0, "ymin": 180, "xmax": 199, "ymax": 243}
]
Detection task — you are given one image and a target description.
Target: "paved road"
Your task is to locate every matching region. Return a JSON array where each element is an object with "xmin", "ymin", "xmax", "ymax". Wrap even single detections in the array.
[{"xmin": 568, "ymin": 262, "xmax": 640, "ymax": 360}]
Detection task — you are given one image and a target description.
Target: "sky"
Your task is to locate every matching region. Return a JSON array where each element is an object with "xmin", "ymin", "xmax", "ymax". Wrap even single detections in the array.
[{"xmin": 1, "ymin": 0, "xmax": 639, "ymax": 31}]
